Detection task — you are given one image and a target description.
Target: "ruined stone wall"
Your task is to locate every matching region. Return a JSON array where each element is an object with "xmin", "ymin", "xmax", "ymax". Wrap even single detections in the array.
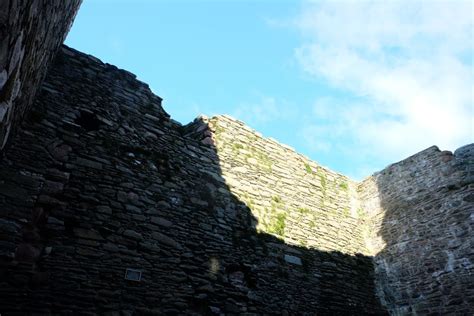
[
  {"xmin": 184, "ymin": 115, "xmax": 368, "ymax": 256},
  {"xmin": 0, "ymin": 0, "xmax": 82, "ymax": 151},
  {"xmin": 359, "ymin": 145, "xmax": 474, "ymax": 315},
  {"xmin": 0, "ymin": 46, "xmax": 385, "ymax": 315}
]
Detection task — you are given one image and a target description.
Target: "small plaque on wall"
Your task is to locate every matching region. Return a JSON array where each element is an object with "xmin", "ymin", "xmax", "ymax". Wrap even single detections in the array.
[{"xmin": 125, "ymin": 268, "xmax": 142, "ymax": 281}]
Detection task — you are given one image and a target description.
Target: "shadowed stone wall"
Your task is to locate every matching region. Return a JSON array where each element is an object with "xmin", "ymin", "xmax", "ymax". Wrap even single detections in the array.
[
  {"xmin": 0, "ymin": 46, "xmax": 386, "ymax": 315},
  {"xmin": 0, "ymin": 0, "xmax": 82, "ymax": 151},
  {"xmin": 0, "ymin": 5, "xmax": 472, "ymax": 314},
  {"xmin": 359, "ymin": 145, "xmax": 473, "ymax": 315}
]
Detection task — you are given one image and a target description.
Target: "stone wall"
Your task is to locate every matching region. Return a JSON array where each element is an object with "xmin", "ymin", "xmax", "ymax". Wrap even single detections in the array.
[
  {"xmin": 0, "ymin": 0, "xmax": 82, "ymax": 151},
  {"xmin": 0, "ymin": 46, "xmax": 386, "ymax": 315},
  {"xmin": 184, "ymin": 115, "xmax": 368, "ymax": 256},
  {"xmin": 0, "ymin": 5, "xmax": 472, "ymax": 312},
  {"xmin": 359, "ymin": 145, "xmax": 474, "ymax": 315}
]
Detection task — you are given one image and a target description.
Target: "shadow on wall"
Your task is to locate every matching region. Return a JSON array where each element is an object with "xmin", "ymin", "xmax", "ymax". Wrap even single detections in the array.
[
  {"xmin": 373, "ymin": 144, "xmax": 474, "ymax": 314},
  {"xmin": 0, "ymin": 46, "xmax": 386, "ymax": 315}
]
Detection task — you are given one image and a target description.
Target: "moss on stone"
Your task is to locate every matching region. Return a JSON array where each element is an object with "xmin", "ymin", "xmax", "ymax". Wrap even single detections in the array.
[
  {"xmin": 317, "ymin": 168, "xmax": 327, "ymax": 194},
  {"xmin": 268, "ymin": 212, "xmax": 287, "ymax": 237},
  {"xmin": 357, "ymin": 207, "xmax": 367, "ymax": 219},
  {"xmin": 339, "ymin": 181, "xmax": 348, "ymax": 191},
  {"xmin": 343, "ymin": 207, "xmax": 350, "ymax": 217},
  {"xmin": 272, "ymin": 195, "xmax": 282, "ymax": 204},
  {"xmin": 298, "ymin": 207, "xmax": 310, "ymax": 215}
]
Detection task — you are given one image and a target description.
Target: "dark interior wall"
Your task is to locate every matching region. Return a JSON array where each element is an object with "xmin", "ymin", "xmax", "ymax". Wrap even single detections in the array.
[
  {"xmin": 0, "ymin": 46, "xmax": 386, "ymax": 315},
  {"xmin": 359, "ymin": 145, "xmax": 474, "ymax": 315},
  {"xmin": 0, "ymin": 0, "xmax": 82, "ymax": 151}
]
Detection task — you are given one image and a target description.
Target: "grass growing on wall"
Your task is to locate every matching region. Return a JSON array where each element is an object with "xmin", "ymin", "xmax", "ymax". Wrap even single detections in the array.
[
  {"xmin": 319, "ymin": 172, "xmax": 327, "ymax": 192},
  {"xmin": 268, "ymin": 212, "xmax": 287, "ymax": 237},
  {"xmin": 316, "ymin": 167, "xmax": 327, "ymax": 193},
  {"xmin": 298, "ymin": 207, "xmax": 310, "ymax": 215},
  {"xmin": 272, "ymin": 195, "xmax": 282, "ymax": 203},
  {"xmin": 226, "ymin": 136, "xmax": 273, "ymax": 172},
  {"xmin": 259, "ymin": 195, "xmax": 287, "ymax": 238},
  {"xmin": 254, "ymin": 150, "xmax": 273, "ymax": 172},
  {"xmin": 232, "ymin": 142, "xmax": 244, "ymax": 151},
  {"xmin": 244, "ymin": 197, "xmax": 255, "ymax": 211},
  {"xmin": 339, "ymin": 181, "xmax": 348, "ymax": 191}
]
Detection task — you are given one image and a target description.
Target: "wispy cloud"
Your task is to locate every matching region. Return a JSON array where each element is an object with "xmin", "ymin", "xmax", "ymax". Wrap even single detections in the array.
[
  {"xmin": 232, "ymin": 94, "xmax": 295, "ymax": 127},
  {"xmin": 294, "ymin": 0, "xmax": 473, "ymax": 165}
]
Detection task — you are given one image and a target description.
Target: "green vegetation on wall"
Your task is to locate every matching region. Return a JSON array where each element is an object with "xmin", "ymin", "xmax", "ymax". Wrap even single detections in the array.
[
  {"xmin": 357, "ymin": 207, "xmax": 367, "ymax": 219},
  {"xmin": 268, "ymin": 212, "xmax": 287, "ymax": 237},
  {"xmin": 339, "ymin": 181, "xmax": 348, "ymax": 191},
  {"xmin": 298, "ymin": 207, "xmax": 310, "ymax": 215}
]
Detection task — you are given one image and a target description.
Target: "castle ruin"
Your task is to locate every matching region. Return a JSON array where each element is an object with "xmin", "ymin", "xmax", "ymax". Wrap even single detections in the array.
[{"xmin": 0, "ymin": 2, "xmax": 472, "ymax": 315}]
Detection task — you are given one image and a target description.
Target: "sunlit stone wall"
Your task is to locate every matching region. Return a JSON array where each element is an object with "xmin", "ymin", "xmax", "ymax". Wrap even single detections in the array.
[
  {"xmin": 185, "ymin": 115, "xmax": 369, "ymax": 256},
  {"xmin": 359, "ymin": 145, "xmax": 473, "ymax": 315}
]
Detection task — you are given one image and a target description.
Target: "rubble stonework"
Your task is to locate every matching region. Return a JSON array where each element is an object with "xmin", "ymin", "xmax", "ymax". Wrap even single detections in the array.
[
  {"xmin": 0, "ymin": 46, "xmax": 387, "ymax": 315},
  {"xmin": 359, "ymin": 145, "xmax": 473, "ymax": 315},
  {"xmin": 0, "ymin": 0, "xmax": 82, "ymax": 151},
  {"xmin": 186, "ymin": 115, "xmax": 368, "ymax": 256},
  {"xmin": 0, "ymin": 5, "xmax": 472, "ymax": 314},
  {"xmin": 0, "ymin": 44, "xmax": 472, "ymax": 315}
]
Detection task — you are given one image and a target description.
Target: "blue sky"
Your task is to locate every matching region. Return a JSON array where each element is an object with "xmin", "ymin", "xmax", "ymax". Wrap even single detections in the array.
[{"xmin": 66, "ymin": 0, "xmax": 473, "ymax": 180}]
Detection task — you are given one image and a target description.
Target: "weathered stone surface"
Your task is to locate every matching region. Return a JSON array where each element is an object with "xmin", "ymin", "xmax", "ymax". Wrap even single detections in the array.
[
  {"xmin": 73, "ymin": 228, "xmax": 104, "ymax": 241},
  {"xmin": 359, "ymin": 145, "xmax": 473, "ymax": 315},
  {"xmin": 123, "ymin": 229, "xmax": 143, "ymax": 241},
  {"xmin": 150, "ymin": 216, "xmax": 173, "ymax": 227},
  {"xmin": 0, "ymin": 0, "xmax": 82, "ymax": 150},
  {"xmin": 0, "ymin": 33, "xmax": 471, "ymax": 315},
  {"xmin": 206, "ymin": 115, "xmax": 365, "ymax": 255},
  {"xmin": 284, "ymin": 254, "xmax": 302, "ymax": 265},
  {"xmin": 0, "ymin": 46, "xmax": 386, "ymax": 315},
  {"xmin": 151, "ymin": 232, "xmax": 181, "ymax": 249}
]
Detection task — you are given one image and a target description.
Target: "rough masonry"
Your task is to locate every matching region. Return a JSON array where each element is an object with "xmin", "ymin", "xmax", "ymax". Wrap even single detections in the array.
[
  {"xmin": 0, "ymin": 0, "xmax": 82, "ymax": 150},
  {"xmin": 0, "ymin": 46, "xmax": 386, "ymax": 315},
  {"xmin": 359, "ymin": 145, "xmax": 473, "ymax": 315},
  {"xmin": 0, "ymin": 4, "xmax": 473, "ymax": 315}
]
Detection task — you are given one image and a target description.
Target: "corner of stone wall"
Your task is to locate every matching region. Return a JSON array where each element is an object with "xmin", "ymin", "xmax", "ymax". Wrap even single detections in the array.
[{"xmin": 357, "ymin": 143, "xmax": 474, "ymax": 314}]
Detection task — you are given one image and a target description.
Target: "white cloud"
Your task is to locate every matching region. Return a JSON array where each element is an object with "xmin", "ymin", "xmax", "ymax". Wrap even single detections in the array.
[{"xmin": 294, "ymin": 0, "xmax": 473, "ymax": 163}]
